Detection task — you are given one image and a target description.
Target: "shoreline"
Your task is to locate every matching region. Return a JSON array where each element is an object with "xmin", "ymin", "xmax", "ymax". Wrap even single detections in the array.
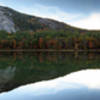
[{"xmin": 0, "ymin": 49, "xmax": 100, "ymax": 52}]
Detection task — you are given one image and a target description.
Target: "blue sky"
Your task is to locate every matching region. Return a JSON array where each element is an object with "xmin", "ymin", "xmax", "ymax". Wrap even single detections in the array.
[{"xmin": 0, "ymin": 0, "xmax": 100, "ymax": 30}]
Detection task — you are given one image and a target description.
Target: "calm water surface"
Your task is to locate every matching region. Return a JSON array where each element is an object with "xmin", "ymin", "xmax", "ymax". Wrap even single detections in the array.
[{"xmin": 0, "ymin": 52, "xmax": 100, "ymax": 100}]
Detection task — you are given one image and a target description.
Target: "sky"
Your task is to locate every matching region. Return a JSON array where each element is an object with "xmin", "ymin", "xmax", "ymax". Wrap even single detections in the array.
[
  {"xmin": 0, "ymin": 0, "xmax": 100, "ymax": 30},
  {"xmin": 0, "ymin": 69, "xmax": 100, "ymax": 100}
]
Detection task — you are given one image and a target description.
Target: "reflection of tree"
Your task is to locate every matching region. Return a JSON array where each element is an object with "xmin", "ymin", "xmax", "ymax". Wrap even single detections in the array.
[
  {"xmin": 38, "ymin": 53, "xmax": 44, "ymax": 63},
  {"xmin": 88, "ymin": 53, "xmax": 95, "ymax": 60},
  {"xmin": 46, "ymin": 53, "xmax": 57, "ymax": 62},
  {"xmin": 74, "ymin": 51, "xmax": 79, "ymax": 59},
  {"xmin": 13, "ymin": 52, "xmax": 17, "ymax": 60},
  {"xmin": 0, "ymin": 53, "xmax": 100, "ymax": 93}
]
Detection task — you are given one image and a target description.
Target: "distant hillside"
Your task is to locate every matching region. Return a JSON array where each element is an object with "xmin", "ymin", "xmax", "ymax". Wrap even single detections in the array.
[
  {"xmin": 0, "ymin": 6, "xmax": 76, "ymax": 33},
  {"xmin": 0, "ymin": 6, "xmax": 100, "ymax": 50}
]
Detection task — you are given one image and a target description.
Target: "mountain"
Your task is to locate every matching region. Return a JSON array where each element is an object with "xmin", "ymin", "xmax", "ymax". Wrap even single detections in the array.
[{"xmin": 0, "ymin": 6, "xmax": 72, "ymax": 33}]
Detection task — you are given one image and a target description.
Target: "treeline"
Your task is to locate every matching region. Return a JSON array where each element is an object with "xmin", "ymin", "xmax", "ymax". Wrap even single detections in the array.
[{"xmin": 0, "ymin": 30, "xmax": 100, "ymax": 50}]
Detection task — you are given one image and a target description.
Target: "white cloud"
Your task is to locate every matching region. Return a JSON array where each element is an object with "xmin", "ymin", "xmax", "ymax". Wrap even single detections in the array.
[{"xmin": 68, "ymin": 13, "xmax": 100, "ymax": 30}]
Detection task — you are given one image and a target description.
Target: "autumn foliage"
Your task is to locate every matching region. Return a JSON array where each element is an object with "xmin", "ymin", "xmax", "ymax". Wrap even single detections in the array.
[{"xmin": 0, "ymin": 30, "xmax": 99, "ymax": 50}]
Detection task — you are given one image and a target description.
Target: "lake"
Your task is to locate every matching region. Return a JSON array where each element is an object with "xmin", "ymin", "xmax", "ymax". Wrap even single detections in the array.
[{"xmin": 0, "ymin": 52, "xmax": 100, "ymax": 100}]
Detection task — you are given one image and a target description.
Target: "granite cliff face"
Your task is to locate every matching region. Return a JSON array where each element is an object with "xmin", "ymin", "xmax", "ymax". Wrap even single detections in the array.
[
  {"xmin": 0, "ymin": 6, "xmax": 16, "ymax": 33},
  {"xmin": 0, "ymin": 6, "xmax": 69, "ymax": 33}
]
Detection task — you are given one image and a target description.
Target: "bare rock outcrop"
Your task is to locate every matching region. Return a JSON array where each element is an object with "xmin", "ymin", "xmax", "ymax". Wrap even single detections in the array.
[{"xmin": 0, "ymin": 7, "xmax": 16, "ymax": 33}]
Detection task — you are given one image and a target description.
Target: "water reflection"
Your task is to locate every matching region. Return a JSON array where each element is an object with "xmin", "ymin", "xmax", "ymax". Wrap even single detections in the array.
[
  {"xmin": 0, "ymin": 67, "xmax": 15, "ymax": 83},
  {"xmin": 0, "ymin": 52, "xmax": 100, "ymax": 93},
  {"xmin": 0, "ymin": 70, "xmax": 100, "ymax": 100}
]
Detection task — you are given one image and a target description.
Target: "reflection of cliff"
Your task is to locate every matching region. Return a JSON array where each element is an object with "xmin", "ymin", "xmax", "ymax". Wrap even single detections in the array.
[
  {"xmin": 0, "ymin": 53, "xmax": 100, "ymax": 93},
  {"xmin": 1, "ymin": 70, "xmax": 100, "ymax": 100},
  {"xmin": 0, "ymin": 67, "xmax": 16, "ymax": 84}
]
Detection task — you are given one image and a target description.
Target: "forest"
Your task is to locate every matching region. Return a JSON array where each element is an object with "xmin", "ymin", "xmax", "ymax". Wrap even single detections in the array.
[{"xmin": 0, "ymin": 29, "xmax": 100, "ymax": 50}]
